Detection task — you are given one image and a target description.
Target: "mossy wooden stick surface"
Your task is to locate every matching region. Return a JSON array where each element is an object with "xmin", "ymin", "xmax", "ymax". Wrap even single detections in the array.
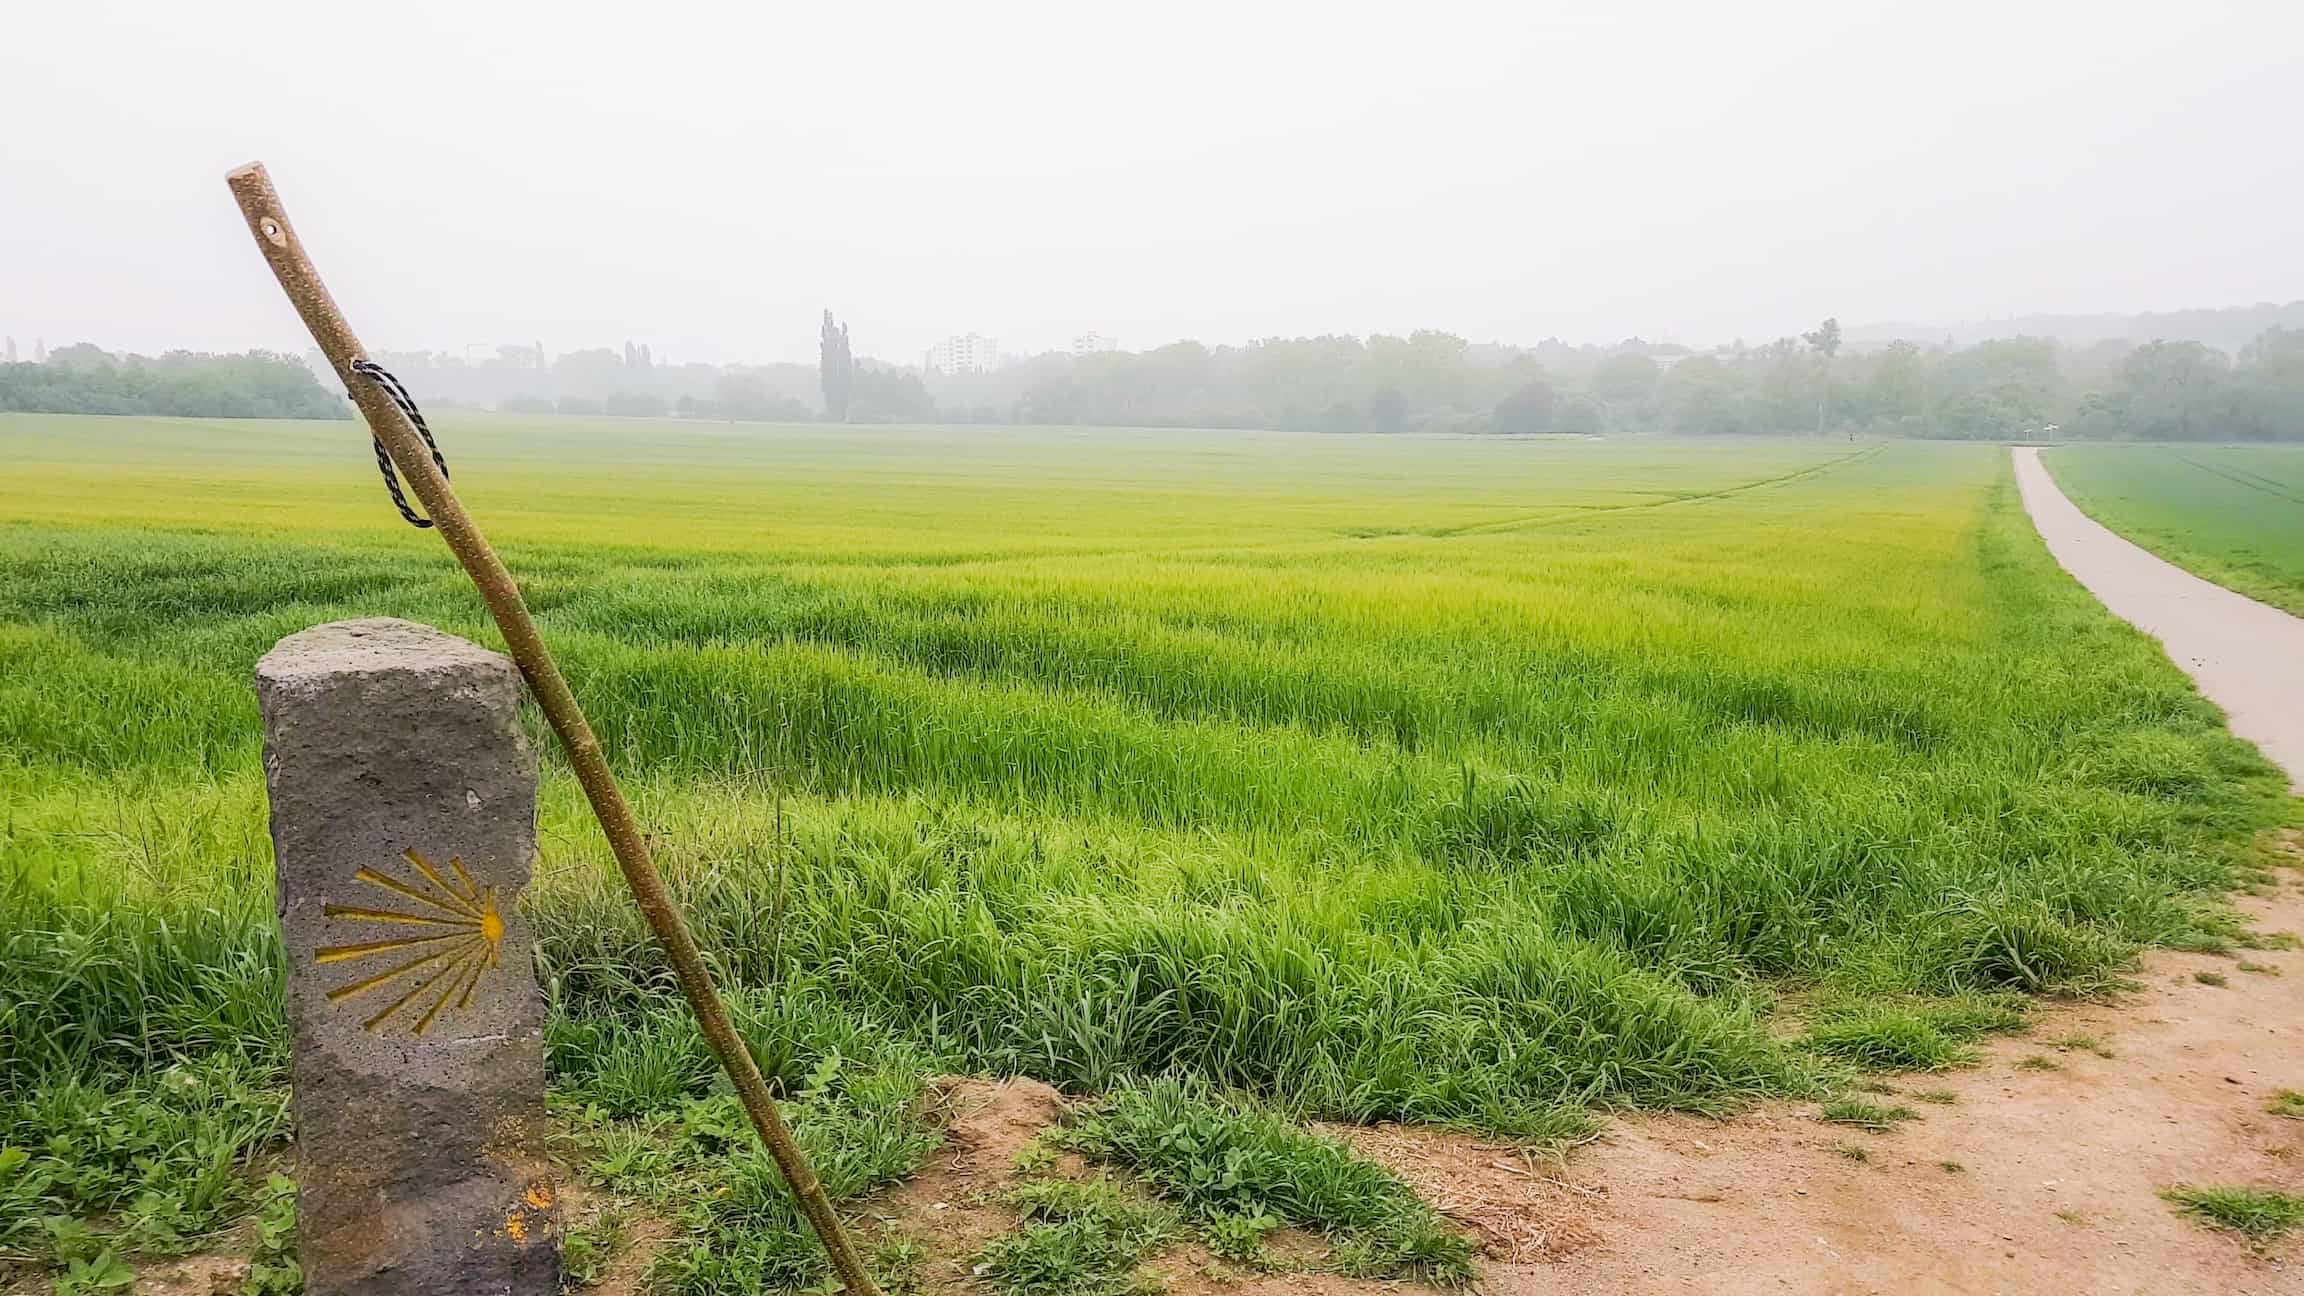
[{"xmin": 221, "ymin": 161, "xmax": 882, "ymax": 1296}]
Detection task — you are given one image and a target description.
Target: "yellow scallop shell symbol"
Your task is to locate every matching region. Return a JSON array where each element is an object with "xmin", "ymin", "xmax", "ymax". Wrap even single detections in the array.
[{"xmin": 318, "ymin": 848, "xmax": 506, "ymax": 1035}]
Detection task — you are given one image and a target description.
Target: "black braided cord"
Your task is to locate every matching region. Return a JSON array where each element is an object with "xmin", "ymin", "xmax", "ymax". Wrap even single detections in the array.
[{"xmin": 350, "ymin": 360, "xmax": 450, "ymax": 528}]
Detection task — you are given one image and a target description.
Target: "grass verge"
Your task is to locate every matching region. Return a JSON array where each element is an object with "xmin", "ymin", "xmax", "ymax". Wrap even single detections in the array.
[{"xmin": 1057, "ymin": 1079, "xmax": 1476, "ymax": 1284}]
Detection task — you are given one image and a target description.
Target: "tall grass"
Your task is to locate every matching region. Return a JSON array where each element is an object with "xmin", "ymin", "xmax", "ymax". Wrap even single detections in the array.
[{"xmin": 0, "ymin": 416, "xmax": 2291, "ymax": 1276}]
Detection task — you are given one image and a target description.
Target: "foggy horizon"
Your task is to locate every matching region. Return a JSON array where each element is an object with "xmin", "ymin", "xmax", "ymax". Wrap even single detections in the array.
[{"xmin": 6, "ymin": 2, "xmax": 2300, "ymax": 367}]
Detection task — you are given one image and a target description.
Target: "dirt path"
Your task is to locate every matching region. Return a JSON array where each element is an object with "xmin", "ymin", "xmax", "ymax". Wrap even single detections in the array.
[
  {"xmin": 1357, "ymin": 863, "xmax": 2303, "ymax": 1295},
  {"xmin": 2013, "ymin": 445, "xmax": 2304, "ymax": 790},
  {"xmin": 859, "ymin": 868, "xmax": 2304, "ymax": 1296}
]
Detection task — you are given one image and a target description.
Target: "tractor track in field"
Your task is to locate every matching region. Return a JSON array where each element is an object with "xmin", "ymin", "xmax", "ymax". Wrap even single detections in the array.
[
  {"xmin": 851, "ymin": 442, "xmax": 1892, "ymax": 575},
  {"xmin": 807, "ymin": 443, "xmax": 1889, "ymax": 576},
  {"xmin": 1414, "ymin": 442, "xmax": 1885, "ymax": 540},
  {"xmin": 2165, "ymin": 449, "xmax": 2304, "ymax": 508}
]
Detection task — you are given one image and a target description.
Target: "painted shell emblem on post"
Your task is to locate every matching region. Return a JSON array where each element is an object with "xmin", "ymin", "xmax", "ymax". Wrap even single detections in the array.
[{"xmin": 318, "ymin": 849, "xmax": 506, "ymax": 1034}]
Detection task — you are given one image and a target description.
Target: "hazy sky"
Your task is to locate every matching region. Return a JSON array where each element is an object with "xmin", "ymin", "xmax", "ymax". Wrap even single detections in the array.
[{"xmin": 4, "ymin": 1, "xmax": 2299, "ymax": 366}]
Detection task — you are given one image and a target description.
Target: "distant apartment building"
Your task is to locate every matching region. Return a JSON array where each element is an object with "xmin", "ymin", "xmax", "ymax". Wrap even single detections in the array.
[
  {"xmin": 1072, "ymin": 331, "xmax": 1118, "ymax": 356},
  {"xmin": 925, "ymin": 333, "xmax": 999, "ymax": 374}
]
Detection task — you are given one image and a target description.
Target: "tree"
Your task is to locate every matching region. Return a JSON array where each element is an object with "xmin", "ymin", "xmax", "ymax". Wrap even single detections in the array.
[
  {"xmin": 1593, "ymin": 353, "xmax": 1660, "ymax": 410},
  {"xmin": 1658, "ymin": 356, "xmax": 1746, "ymax": 435},
  {"xmin": 1492, "ymin": 378, "xmax": 1556, "ymax": 434},
  {"xmin": 1365, "ymin": 331, "xmax": 1473, "ymax": 411},
  {"xmin": 819, "ymin": 310, "xmax": 853, "ymax": 422},
  {"xmin": 1017, "ymin": 376, "xmax": 1085, "ymax": 425},
  {"xmin": 1319, "ymin": 400, "xmax": 1364, "ymax": 434},
  {"xmin": 603, "ymin": 389, "xmax": 666, "ymax": 417},
  {"xmin": 551, "ymin": 348, "xmax": 628, "ymax": 400},
  {"xmin": 712, "ymin": 370, "xmax": 814, "ymax": 421},
  {"xmin": 2236, "ymin": 327, "xmax": 2304, "ymax": 438},
  {"xmin": 2095, "ymin": 341, "xmax": 2232, "ymax": 440},
  {"xmin": 1554, "ymin": 396, "xmax": 1604, "ymax": 435},
  {"xmin": 848, "ymin": 364, "xmax": 936, "ymax": 422},
  {"xmin": 1748, "ymin": 338, "xmax": 1816, "ymax": 431},
  {"xmin": 1366, "ymin": 385, "xmax": 1408, "ymax": 433},
  {"xmin": 1860, "ymin": 340, "xmax": 1928, "ymax": 429},
  {"xmin": 0, "ymin": 347, "xmax": 347, "ymax": 418},
  {"xmin": 1803, "ymin": 317, "xmax": 1842, "ymax": 437},
  {"xmin": 1931, "ymin": 338, "xmax": 2060, "ymax": 439},
  {"xmin": 44, "ymin": 342, "xmax": 115, "ymax": 371}
]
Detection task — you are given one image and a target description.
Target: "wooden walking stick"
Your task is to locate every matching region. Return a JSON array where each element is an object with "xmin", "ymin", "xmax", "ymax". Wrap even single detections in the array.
[{"xmin": 223, "ymin": 162, "xmax": 883, "ymax": 1296}]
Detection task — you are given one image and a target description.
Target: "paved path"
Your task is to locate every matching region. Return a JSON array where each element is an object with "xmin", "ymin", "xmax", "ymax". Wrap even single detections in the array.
[{"xmin": 2014, "ymin": 446, "xmax": 2304, "ymax": 792}]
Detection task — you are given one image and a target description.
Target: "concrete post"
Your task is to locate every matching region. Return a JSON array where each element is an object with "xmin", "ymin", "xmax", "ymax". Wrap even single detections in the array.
[{"xmin": 257, "ymin": 618, "xmax": 559, "ymax": 1296}]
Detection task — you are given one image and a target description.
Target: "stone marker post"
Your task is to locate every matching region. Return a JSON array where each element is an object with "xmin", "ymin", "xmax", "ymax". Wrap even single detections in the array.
[{"xmin": 257, "ymin": 618, "xmax": 559, "ymax": 1296}]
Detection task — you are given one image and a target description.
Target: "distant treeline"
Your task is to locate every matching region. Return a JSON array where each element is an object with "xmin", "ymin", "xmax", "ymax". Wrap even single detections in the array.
[
  {"xmin": 14, "ymin": 317, "xmax": 2304, "ymax": 440},
  {"xmin": 938, "ymin": 326, "xmax": 2304, "ymax": 441},
  {"xmin": 0, "ymin": 344, "xmax": 348, "ymax": 419},
  {"xmin": 352, "ymin": 341, "xmax": 939, "ymax": 424},
  {"xmin": 2066, "ymin": 332, "xmax": 2304, "ymax": 441},
  {"xmin": 410, "ymin": 325, "xmax": 2304, "ymax": 441}
]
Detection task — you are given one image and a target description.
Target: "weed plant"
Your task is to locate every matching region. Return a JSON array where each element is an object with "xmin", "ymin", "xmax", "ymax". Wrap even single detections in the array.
[{"xmin": 2162, "ymin": 1185, "xmax": 2304, "ymax": 1246}]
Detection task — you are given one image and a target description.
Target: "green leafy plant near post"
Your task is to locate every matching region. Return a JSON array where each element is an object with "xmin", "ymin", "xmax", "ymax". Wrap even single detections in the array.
[
  {"xmin": 975, "ymin": 1178, "xmax": 1179, "ymax": 1296},
  {"xmin": 242, "ymin": 1174, "xmax": 301, "ymax": 1296},
  {"xmin": 557, "ymin": 998, "xmax": 944, "ymax": 1296},
  {"xmin": 0, "ymin": 1054, "xmax": 291, "ymax": 1279}
]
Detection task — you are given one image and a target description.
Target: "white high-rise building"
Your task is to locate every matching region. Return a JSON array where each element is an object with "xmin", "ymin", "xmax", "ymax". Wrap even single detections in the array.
[
  {"xmin": 1072, "ymin": 331, "xmax": 1118, "ymax": 356},
  {"xmin": 925, "ymin": 333, "xmax": 999, "ymax": 374}
]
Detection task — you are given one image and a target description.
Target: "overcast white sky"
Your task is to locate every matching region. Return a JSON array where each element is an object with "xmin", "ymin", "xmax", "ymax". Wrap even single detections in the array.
[{"xmin": 3, "ymin": 1, "xmax": 2299, "ymax": 365}]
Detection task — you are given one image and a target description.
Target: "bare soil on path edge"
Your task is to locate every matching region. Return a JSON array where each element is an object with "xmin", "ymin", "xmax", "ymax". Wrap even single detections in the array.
[{"xmin": 1439, "ymin": 861, "xmax": 2304, "ymax": 1295}]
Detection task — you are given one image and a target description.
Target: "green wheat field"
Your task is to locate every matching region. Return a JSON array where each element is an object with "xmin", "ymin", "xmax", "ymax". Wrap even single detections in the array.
[
  {"xmin": 2047, "ymin": 443, "xmax": 2304, "ymax": 615},
  {"xmin": 2, "ymin": 413, "xmax": 2292, "ymax": 1291}
]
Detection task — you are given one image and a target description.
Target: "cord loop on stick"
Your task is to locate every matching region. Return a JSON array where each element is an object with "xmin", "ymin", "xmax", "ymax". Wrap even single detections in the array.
[{"xmin": 351, "ymin": 359, "xmax": 449, "ymax": 528}]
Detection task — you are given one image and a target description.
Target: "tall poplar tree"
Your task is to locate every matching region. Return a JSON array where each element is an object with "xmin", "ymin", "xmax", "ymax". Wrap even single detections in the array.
[{"xmin": 820, "ymin": 310, "xmax": 853, "ymax": 422}]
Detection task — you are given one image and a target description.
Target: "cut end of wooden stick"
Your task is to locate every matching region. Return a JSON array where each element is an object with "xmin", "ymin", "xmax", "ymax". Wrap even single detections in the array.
[{"xmin": 224, "ymin": 165, "xmax": 293, "ymax": 252}]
